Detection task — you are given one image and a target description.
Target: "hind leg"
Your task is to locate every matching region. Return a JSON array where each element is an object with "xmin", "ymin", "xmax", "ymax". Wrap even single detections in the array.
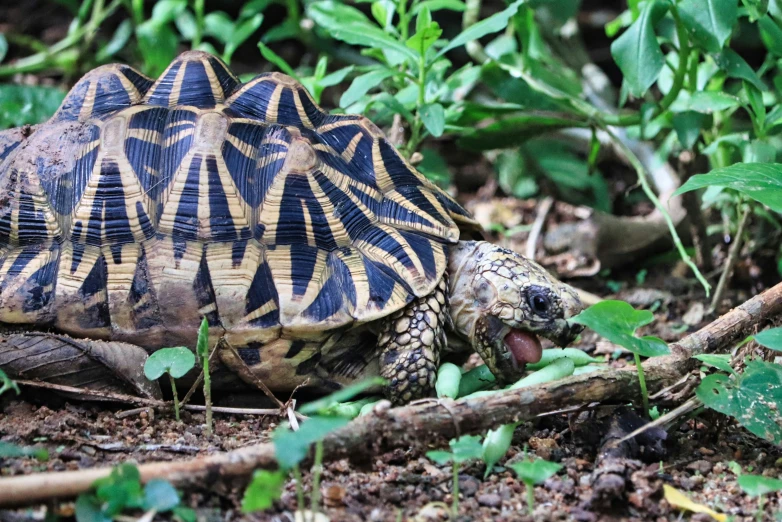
[
  {"xmin": 0, "ymin": 331, "xmax": 162, "ymax": 399},
  {"xmin": 377, "ymin": 278, "xmax": 449, "ymax": 405}
]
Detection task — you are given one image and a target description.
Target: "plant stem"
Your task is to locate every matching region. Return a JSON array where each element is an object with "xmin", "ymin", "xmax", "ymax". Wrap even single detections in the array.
[
  {"xmin": 169, "ymin": 374, "xmax": 180, "ymax": 421},
  {"xmin": 202, "ymin": 353, "xmax": 212, "ymax": 436},
  {"xmin": 602, "ymin": 125, "xmax": 711, "ymax": 295},
  {"xmin": 634, "ymin": 353, "xmax": 649, "ymax": 415},
  {"xmin": 398, "ymin": 0, "xmax": 409, "ymax": 41},
  {"xmin": 451, "ymin": 461, "xmax": 459, "ymax": 517},
  {"xmin": 310, "ymin": 441, "xmax": 324, "ymax": 517},
  {"xmin": 293, "ymin": 465, "xmax": 305, "ymax": 516},
  {"xmin": 709, "ymin": 205, "xmax": 751, "ymax": 314},
  {"xmin": 526, "ymin": 483, "xmax": 534, "ymax": 515},
  {"xmin": 193, "ymin": 0, "xmax": 205, "ymax": 48}
]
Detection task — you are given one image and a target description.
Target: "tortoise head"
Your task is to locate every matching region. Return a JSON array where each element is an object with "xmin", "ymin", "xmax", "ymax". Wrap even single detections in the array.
[{"xmin": 447, "ymin": 241, "xmax": 584, "ymax": 385}]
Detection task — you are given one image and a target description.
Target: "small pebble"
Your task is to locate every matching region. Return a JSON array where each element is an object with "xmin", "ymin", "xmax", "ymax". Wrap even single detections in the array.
[{"xmin": 477, "ymin": 493, "xmax": 502, "ymax": 508}]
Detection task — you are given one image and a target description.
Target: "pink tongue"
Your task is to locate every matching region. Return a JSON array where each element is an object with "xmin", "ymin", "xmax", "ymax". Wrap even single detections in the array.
[{"xmin": 504, "ymin": 329, "xmax": 543, "ymax": 364}]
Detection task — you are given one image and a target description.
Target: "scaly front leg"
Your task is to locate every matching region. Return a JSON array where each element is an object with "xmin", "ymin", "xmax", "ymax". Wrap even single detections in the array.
[{"xmin": 378, "ymin": 277, "xmax": 449, "ymax": 405}]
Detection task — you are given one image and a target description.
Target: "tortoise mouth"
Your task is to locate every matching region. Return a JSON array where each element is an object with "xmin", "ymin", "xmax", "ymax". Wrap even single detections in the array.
[{"xmin": 504, "ymin": 329, "xmax": 543, "ymax": 369}]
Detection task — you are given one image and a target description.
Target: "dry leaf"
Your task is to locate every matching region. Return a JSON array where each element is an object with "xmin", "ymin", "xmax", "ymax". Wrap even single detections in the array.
[{"xmin": 663, "ymin": 484, "xmax": 727, "ymax": 522}]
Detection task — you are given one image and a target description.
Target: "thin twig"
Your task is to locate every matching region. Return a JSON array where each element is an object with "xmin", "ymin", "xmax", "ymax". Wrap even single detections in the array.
[
  {"xmin": 709, "ymin": 206, "xmax": 751, "ymax": 314},
  {"xmin": 222, "ymin": 340, "xmax": 286, "ymax": 410},
  {"xmin": 19, "ymin": 380, "xmax": 304, "ymax": 420},
  {"xmin": 525, "ymin": 196, "xmax": 553, "ymax": 260}
]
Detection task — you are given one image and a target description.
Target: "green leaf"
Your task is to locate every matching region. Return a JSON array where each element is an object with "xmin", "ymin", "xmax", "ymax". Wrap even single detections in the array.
[
  {"xmin": 458, "ymin": 114, "xmax": 587, "ymax": 151},
  {"xmin": 272, "ymin": 416, "xmax": 349, "ymax": 470},
  {"xmin": 0, "ymin": 441, "xmax": 48, "ymax": 460},
  {"xmin": 673, "ymin": 163, "xmax": 782, "ymax": 213},
  {"xmin": 225, "ymin": 14, "xmax": 264, "ymax": 61},
  {"xmin": 298, "ymin": 377, "xmax": 386, "ymax": 415},
  {"xmin": 754, "ymin": 327, "xmax": 782, "ymax": 351},
  {"xmin": 308, "ymin": 1, "xmax": 418, "ymax": 62},
  {"xmin": 144, "ymin": 347, "xmax": 195, "ymax": 380},
  {"xmin": 743, "ymin": 0, "xmax": 770, "ymax": 21},
  {"xmin": 509, "ymin": 458, "xmax": 562, "ymax": 485},
  {"xmin": 97, "ymin": 19, "xmax": 133, "ymax": 61},
  {"xmin": 450, "ymin": 435, "xmax": 484, "ymax": 464},
  {"xmin": 172, "ymin": 506, "xmax": 197, "ymax": 522},
  {"xmin": 672, "ymin": 91, "xmax": 741, "ymax": 113},
  {"xmin": 678, "ymin": 0, "xmax": 737, "ymax": 53},
  {"xmin": 697, "ymin": 360, "xmax": 782, "ymax": 444},
  {"xmin": 693, "ymin": 354, "xmax": 735, "ymax": 374},
  {"xmin": 413, "ymin": 0, "xmax": 466, "ymax": 14},
  {"xmin": 150, "ymin": 0, "xmax": 187, "ymax": 24},
  {"xmin": 136, "ymin": 21, "xmax": 179, "ymax": 77},
  {"xmin": 759, "ymin": 15, "xmax": 782, "ymax": 56},
  {"xmin": 174, "ymin": 9, "xmax": 198, "ymax": 40},
  {"xmin": 143, "ymin": 479, "xmax": 180, "ymax": 512},
  {"xmin": 420, "ymin": 103, "xmax": 445, "ymax": 137},
  {"xmin": 196, "ymin": 317, "xmax": 209, "ymax": 360},
  {"xmin": 339, "ymin": 68, "xmax": 396, "ymax": 108},
  {"xmin": 672, "ymin": 111, "xmax": 705, "ymax": 149},
  {"xmin": 257, "ymin": 42, "xmax": 298, "ymax": 78},
  {"xmin": 437, "ymin": 0, "xmax": 525, "ymax": 57},
  {"xmin": 0, "ymin": 85, "xmax": 66, "ymax": 129},
  {"xmin": 406, "ymin": 22, "xmax": 442, "ymax": 55},
  {"xmin": 0, "ymin": 34, "xmax": 7, "ymax": 63},
  {"xmin": 203, "ymin": 11, "xmax": 235, "ymax": 44},
  {"xmin": 241, "ymin": 469, "xmax": 286, "ymax": 512},
  {"xmin": 318, "ymin": 66, "xmax": 355, "ymax": 89},
  {"xmin": 94, "ymin": 464, "xmax": 145, "ymax": 516},
  {"xmin": 738, "ymin": 474, "xmax": 782, "ymax": 496},
  {"xmin": 425, "ymin": 450, "xmax": 454, "ymax": 465},
  {"xmin": 610, "ymin": 0, "xmax": 668, "ymax": 98},
  {"xmin": 714, "ymin": 49, "xmax": 765, "ymax": 90},
  {"xmin": 75, "ymin": 495, "xmax": 111, "ymax": 522},
  {"xmin": 0, "ymin": 368, "xmax": 19, "ymax": 397},
  {"xmin": 569, "ymin": 300, "xmax": 670, "ymax": 358}
]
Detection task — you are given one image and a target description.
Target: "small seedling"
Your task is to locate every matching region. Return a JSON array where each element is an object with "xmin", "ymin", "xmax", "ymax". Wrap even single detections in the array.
[
  {"xmin": 0, "ymin": 368, "xmax": 19, "ymax": 397},
  {"xmin": 508, "ymin": 454, "xmax": 562, "ymax": 515},
  {"xmin": 426, "ymin": 435, "xmax": 483, "ymax": 517},
  {"xmin": 0, "ymin": 441, "xmax": 48, "ymax": 461},
  {"xmin": 738, "ymin": 474, "xmax": 782, "ymax": 522},
  {"xmin": 75, "ymin": 463, "xmax": 194, "ymax": 522},
  {"xmin": 143, "ymin": 347, "xmax": 195, "ymax": 421},
  {"xmin": 570, "ymin": 300, "xmax": 669, "ymax": 415},
  {"xmin": 243, "ymin": 380, "xmax": 381, "ymax": 516},
  {"xmin": 196, "ymin": 317, "xmax": 212, "ymax": 435},
  {"xmin": 241, "ymin": 469, "xmax": 286, "ymax": 513}
]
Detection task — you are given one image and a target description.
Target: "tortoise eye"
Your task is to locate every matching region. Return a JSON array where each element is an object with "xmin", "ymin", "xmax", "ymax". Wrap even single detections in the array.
[{"xmin": 528, "ymin": 292, "xmax": 551, "ymax": 315}]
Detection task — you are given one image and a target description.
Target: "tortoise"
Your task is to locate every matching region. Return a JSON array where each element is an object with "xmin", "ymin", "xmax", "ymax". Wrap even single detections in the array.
[{"xmin": 0, "ymin": 51, "xmax": 584, "ymax": 404}]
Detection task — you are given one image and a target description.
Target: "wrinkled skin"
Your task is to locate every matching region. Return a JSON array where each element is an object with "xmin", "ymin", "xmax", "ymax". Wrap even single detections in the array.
[{"xmin": 447, "ymin": 241, "xmax": 585, "ymax": 385}]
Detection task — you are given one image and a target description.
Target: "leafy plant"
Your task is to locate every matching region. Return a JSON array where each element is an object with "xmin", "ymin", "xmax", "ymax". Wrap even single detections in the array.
[
  {"xmin": 508, "ymin": 454, "xmax": 562, "ymax": 515},
  {"xmin": 694, "ymin": 327, "xmax": 782, "ymax": 445},
  {"xmin": 143, "ymin": 347, "xmax": 195, "ymax": 421},
  {"xmin": 307, "ymin": 0, "xmax": 524, "ymax": 157},
  {"xmin": 75, "ymin": 463, "xmax": 194, "ymax": 522},
  {"xmin": 242, "ymin": 379, "xmax": 379, "ymax": 516},
  {"xmin": 426, "ymin": 435, "xmax": 483, "ymax": 517},
  {"xmin": 0, "ymin": 368, "xmax": 19, "ymax": 397},
  {"xmin": 195, "ymin": 317, "xmax": 213, "ymax": 436},
  {"xmin": 738, "ymin": 474, "xmax": 782, "ymax": 522},
  {"xmin": 0, "ymin": 441, "xmax": 48, "ymax": 461},
  {"xmin": 570, "ymin": 300, "xmax": 669, "ymax": 415}
]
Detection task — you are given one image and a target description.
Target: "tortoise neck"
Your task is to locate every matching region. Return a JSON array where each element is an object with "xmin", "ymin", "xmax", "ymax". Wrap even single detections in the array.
[{"xmin": 445, "ymin": 241, "xmax": 483, "ymax": 344}]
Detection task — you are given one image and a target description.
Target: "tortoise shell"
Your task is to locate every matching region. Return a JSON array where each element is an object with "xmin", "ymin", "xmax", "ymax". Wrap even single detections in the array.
[{"xmin": 0, "ymin": 51, "xmax": 477, "ymax": 349}]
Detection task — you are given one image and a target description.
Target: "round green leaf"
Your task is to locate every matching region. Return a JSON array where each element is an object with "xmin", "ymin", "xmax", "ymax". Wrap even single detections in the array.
[
  {"xmin": 143, "ymin": 479, "xmax": 181, "ymax": 512},
  {"xmin": 144, "ymin": 347, "xmax": 195, "ymax": 380}
]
